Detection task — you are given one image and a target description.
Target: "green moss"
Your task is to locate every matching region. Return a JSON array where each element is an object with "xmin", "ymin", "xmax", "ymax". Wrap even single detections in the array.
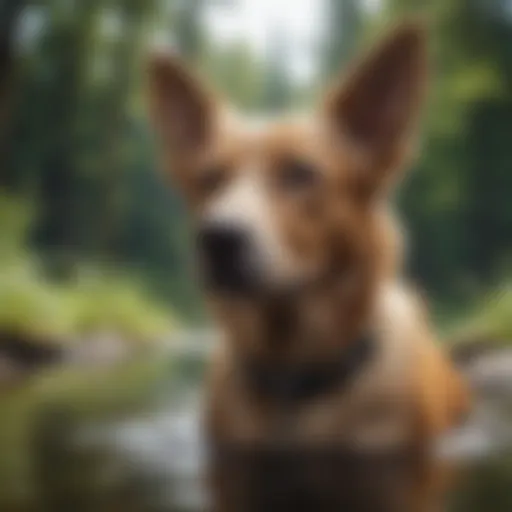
[{"xmin": 447, "ymin": 283, "xmax": 512, "ymax": 345}]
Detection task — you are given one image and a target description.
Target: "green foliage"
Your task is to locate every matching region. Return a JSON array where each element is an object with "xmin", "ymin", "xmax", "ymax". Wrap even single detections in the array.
[
  {"xmin": 70, "ymin": 273, "xmax": 177, "ymax": 343},
  {"xmin": 450, "ymin": 283, "xmax": 512, "ymax": 343},
  {"xmin": 2, "ymin": 0, "xmax": 511, "ymax": 327},
  {"xmin": 0, "ymin": 194, "xmax": 176, "ymax": 343},
  {"xmin": 0, "ymin": 353, "xmax": 173, "ymax": 508},
  {"xmin": 0, "ymin": 266, "xmax": 177, "ymax": 345},
  {"xmin": 0, "ymin": 194, "xmax": 34, "ymax": 261},
  {"xmin": 1, "ymin": 0, "xmax": 204, "ymax": 321},
  {"xmin": 205, "ymin": 42, "xmax": 266, "ymax": 111},
  {"xmin": 0, "ymin": 265, "xmax": 76, "ymax": 342},
  {"xmin": 381, "ymin": 0, "xmax": 512, "ymax": 306}
]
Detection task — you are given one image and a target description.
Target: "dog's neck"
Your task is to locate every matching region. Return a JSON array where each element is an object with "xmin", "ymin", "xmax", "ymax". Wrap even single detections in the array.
[{"xmin": 212, "ymin": 272, "xmax": 378, "ymax": 366}]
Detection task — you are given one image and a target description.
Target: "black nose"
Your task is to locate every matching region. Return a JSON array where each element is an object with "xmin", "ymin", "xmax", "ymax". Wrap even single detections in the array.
[{"xmin": 197, "ymin": 224, "xmax": 253, "ymax": 292}]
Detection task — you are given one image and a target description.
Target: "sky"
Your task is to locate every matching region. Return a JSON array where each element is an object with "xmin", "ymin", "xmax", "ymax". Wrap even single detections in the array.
[
  {"xmin": 206, "ymin": 0, "xmax": 324, "ymax": 81},
  {"xmin": 206, "ymin": 0, "xmax": 381, "ymax": 82}
]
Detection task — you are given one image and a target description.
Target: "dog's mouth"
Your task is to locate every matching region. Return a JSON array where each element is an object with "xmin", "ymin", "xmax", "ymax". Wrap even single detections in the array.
[
  {"xmin": 196, "ymin": 223, "xmax": 338, "ymax": 299},
  {"xmin": 197, "ymin": 223, "xmax": 262, "ymax": 297}
]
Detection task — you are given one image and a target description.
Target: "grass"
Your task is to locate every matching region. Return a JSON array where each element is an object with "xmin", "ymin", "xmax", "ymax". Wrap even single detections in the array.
[{"xmin": 0, "ymin": 351, "xmax": 175, "ymax": 508}]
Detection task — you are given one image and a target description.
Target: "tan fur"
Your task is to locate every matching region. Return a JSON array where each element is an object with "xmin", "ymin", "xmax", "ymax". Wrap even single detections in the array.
[{"xmin": 148, "ymin": 21, "xmax": 470, "ymax": 512}]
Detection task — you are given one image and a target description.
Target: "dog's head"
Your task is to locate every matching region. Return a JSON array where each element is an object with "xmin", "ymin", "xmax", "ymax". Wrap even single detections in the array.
[{"xmin": 149, "ymin": 24, "xmax": 426, "ymax": 310}]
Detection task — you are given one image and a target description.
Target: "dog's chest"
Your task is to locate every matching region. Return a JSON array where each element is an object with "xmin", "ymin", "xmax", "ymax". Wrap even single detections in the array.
[
  {"xmin": 210, "ymin": 383, "xmax": 417, "ymax": 512},
  {"xmin": 208, "ymin": 285, "xmax": 424, "ymax": 511},
  {"xmin": 210, "ymin": 368, "xmax": 417, "ymax": 512},
  {"xmin": 215, "ymin": 322, "xmax": 416, "ymax": 448}
]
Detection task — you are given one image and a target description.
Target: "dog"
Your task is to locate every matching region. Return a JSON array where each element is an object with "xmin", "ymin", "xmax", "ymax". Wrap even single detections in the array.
[{"xmin": 148, "ymin": 22, "xmax": 470, "ymax": 512}]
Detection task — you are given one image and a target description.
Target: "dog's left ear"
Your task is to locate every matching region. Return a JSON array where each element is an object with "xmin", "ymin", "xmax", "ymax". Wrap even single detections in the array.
[
  {"xmin": 148, "ymin": 53, "xmax": 216, "ymax": 165},
  {"xmin": 324, "ymin": 22, "xmax": 427, "ymax": 195}
]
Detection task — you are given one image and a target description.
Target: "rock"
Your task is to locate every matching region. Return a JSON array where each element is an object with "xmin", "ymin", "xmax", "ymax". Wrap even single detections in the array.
[{"xmin": 65, "ymin": 332, "xmax": 131, "ymax": 367}]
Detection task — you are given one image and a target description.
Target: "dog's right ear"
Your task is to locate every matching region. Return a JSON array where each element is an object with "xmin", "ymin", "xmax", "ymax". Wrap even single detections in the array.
[
  {"xmin": 148, "ymin": 53, "xmax": 216, "ymax": 164},
  {"xmin": 323, "ymin": 22, "xmax": 427, "ymax": 198}
]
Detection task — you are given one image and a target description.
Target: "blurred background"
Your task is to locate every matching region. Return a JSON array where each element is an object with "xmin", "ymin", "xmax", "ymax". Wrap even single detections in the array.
[{"xmin": 0, "ymin": 0, "xmax": 512, "ymax": 510}]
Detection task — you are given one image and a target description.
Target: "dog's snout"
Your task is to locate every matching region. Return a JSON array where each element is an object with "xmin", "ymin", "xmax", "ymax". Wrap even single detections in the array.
[
  {"xmin": 199, "ymin": 224, "xmax": 246, "ymax": 266},
  {"xmin": 197, "ymin": 223, "xmax": 254, "ymax": 293}
]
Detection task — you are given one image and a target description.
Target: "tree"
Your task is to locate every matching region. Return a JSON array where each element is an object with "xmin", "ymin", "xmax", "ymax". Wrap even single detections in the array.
[
  {"xmin": 205, "ymin": 41, "xmax": 264, "ymax": 111},
  {"xmin": 173, "ymin": 0, "xmax": 207, "ymax": 61},
  {"xmin": 260, "ymin": 31, "xmax": 293, "ymax": 112},
  {"xmin": 322, "ymin": 0, "xmax": 363, "ymax": 81},
  {"xmin": 0, "ymin": 0, "xmax": 26, "ymax": 152},
  {"xmin": 384, "ymin": 0, "xmax": 512, "ymax": 307}
]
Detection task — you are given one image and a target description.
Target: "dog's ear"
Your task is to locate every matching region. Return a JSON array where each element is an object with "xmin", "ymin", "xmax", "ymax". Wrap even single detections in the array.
[
  {"xmin": 148, "ymin": 53, "xmax": 216, "ymax": 163},
  {"xmin": 324, "ymin": 22, "xmax": 427, "ymax": 195}
]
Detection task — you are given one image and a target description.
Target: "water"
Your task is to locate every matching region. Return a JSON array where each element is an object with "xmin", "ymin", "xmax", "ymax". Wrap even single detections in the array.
[{"xmin": 77, "ymin": 343, "xmax": 512, "ymax": 511}]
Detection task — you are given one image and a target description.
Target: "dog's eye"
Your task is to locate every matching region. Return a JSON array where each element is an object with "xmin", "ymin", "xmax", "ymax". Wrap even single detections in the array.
[
  {"xmin": 279, "ymin": 160, "xmax": 318, "ymax": 191},
  {"xmin": 196, "ymin": 166, "xmax": 226, "ymax": 196}
]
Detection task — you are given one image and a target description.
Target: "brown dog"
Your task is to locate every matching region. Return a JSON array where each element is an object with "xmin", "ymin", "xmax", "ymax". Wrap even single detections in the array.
[{"xmin": 148, "ymin": 22, "xmax": 470, "ymax": 512}]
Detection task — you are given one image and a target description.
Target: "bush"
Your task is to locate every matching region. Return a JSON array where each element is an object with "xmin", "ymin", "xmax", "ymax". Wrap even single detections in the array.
[
  {"xmin": 449, "ymin": 283, "xmax": 512, "ymax": 346},
  {"xmin": 70, "ymin": 273, "xmax": 177, "ymax": 343},
  {"xmin": 0, "ymin": 195, "xmax": 177, "ymax": 345}
]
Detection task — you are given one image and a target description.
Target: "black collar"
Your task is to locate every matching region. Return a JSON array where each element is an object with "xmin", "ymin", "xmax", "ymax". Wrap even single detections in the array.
[{"xmin": 241, "ymin": 333, "xmax": 376, "ymax": 405}]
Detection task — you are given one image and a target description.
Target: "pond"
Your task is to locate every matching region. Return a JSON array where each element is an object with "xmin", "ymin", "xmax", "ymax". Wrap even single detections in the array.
[{"xmin": 1, "ymin": 336, "xmax": 511, "ymax": 511}]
